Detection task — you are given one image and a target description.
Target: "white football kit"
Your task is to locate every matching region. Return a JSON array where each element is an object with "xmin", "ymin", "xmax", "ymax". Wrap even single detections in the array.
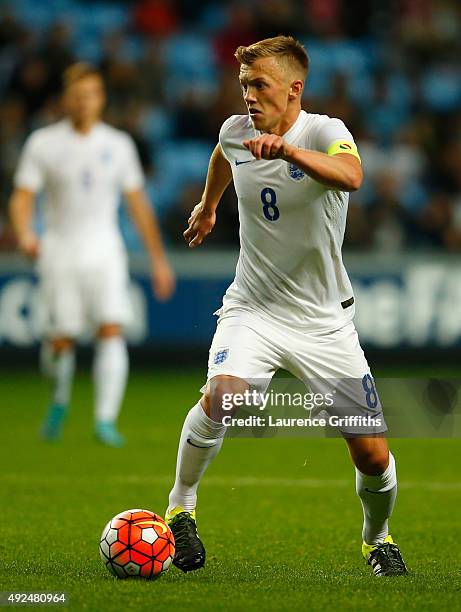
[
  {"xmin": 206, "ymin": 110, "xmax": 385, "ymax": 434},
  {"xmin": 14, "ymin": 119, "xmax": 144, "ymax": 337}
]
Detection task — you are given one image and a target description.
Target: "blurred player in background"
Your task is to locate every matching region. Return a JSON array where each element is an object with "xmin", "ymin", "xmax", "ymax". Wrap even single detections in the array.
[
  {"xmin": 165, "ymin": 36, "xmax": 407, "ymax": 576},
  {"xmin": 9, "ymin": 63, "xmax": 175, "ymax": 447}
]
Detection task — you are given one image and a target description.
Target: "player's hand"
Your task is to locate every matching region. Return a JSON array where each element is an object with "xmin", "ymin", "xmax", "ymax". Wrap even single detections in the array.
[
  {"xmin": 183, "ymin": 202, "xmax": 216, "ymax": 248},
  {"xmin": 151, "ymin": 257, "xmax": 176, "ymax": 302},
  {"xmin": 243, "ymin": 134, "xmax": 294, "ymax": 161},
  {"xmin": 18, "ymin": 231, "xmax": 40, "ymax": 259}
]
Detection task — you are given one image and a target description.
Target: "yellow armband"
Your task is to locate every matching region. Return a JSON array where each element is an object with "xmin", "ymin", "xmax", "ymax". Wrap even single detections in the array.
[{"xmin": 327, "ymin": 140, "xmax": 361, "ymax": 162}]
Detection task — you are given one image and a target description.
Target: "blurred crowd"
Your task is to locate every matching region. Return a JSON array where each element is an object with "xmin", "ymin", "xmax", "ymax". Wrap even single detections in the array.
[{"xmin": 0, "ymin": 0, "xmax": 460, "ymax": 253}]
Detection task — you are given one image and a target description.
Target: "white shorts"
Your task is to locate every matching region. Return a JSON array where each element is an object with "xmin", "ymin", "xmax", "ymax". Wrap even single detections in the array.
[
  {"xmin": 205, "ymin": 307, "xmax": 386, "ymax": 435},
  {"xmin": 39, "ymin": 260, "xmax": 132, "ymax": 338}
]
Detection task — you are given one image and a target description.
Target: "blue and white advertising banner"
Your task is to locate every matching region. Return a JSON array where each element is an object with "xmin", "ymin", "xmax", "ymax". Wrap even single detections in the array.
[{"xmin": 0, "ymin": 252, "xmax": 460, "ymax": 349}]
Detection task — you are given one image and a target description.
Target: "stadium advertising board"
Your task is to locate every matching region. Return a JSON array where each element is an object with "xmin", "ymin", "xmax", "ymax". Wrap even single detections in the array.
[{"xmin": 0, "ymin": 254, "xmax": 460, "ymax": 349}]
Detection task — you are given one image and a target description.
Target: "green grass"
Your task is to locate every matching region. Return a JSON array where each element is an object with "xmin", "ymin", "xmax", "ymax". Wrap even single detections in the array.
[{"xmin": 1, "ymin": 367, "xmax": 461, "ymax": 611}]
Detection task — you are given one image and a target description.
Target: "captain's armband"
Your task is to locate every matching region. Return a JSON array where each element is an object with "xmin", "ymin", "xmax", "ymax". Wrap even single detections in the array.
[{"xmin": 327, "ymin": 140, "xmax": 361, "ymax": 163}]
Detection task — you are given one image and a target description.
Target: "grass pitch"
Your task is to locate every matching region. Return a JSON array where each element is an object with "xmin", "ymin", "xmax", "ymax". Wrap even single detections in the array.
[{"xmin": 1, "ymin": 366, "xmax": 460, "ymax": 611}]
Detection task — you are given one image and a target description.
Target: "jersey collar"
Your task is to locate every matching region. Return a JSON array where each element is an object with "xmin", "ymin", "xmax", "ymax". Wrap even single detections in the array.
[
  {"xmin": 63, "ymin": 119, "xmax": 104, "ymax": 139},
  {"xmin": 280, "ymin": 109, "xmax": 307, "ymax": 144},
  {"xmin": 255, "ymin": 109, "xmax": 307, "ymax": 145}
]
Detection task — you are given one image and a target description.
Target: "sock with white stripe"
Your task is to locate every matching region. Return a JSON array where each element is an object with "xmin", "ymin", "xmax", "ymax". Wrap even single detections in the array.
[
  {"xmin": 43, "ymin": 346, "xmax": 76, "ymax": 408},
  {"xmin": 93, "ymin": 336, "xmax": 128, "ymax": 424},
  {"xmin": 168, "ymin": 402, "xmax": 226, "ymax": 513},
  {"xmin": 40, "ymin": 346, "xmax": 76, "ymax": 438},
  {"xmin": 356, "ymin": 452, "xmax": 397, "ymax": 545}
]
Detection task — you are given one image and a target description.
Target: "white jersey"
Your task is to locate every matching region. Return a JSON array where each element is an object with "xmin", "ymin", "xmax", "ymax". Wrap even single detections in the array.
[
  {"xmin": 219, "ymin": 110, "xmax": 359, "ymax": 331},
  {"xmin": 14, "ymin": 119, "xmax": 144, "ymax": 271}
]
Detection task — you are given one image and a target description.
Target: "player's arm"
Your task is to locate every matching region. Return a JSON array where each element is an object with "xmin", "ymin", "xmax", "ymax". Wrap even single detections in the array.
[
  {"xmin": 183, "ymin": 143, "xmax": 232, "ymax": 248},
  {"xmin": 243, "ymin": 135, "xmax": 362, "ymax": 192},
  {"xmin": 9, "ymin": 187, "xmax": 40, "ymax": 258},
  {"xmin": 124, "ymin": 189, "xmax": 175, "ymax": 301}
]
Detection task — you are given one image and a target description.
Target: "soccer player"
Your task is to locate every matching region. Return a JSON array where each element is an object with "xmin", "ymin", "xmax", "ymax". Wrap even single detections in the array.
[
  {"xmin": 9, "ymin": 63, "xmax": 175, "ymax": 447},
  {"xmin": 165, "ymin": 36, "xmax": 407, "ymax": 576}
]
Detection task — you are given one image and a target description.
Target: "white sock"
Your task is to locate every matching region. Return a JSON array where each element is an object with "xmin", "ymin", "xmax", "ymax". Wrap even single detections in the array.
[
  {"xmin": 40, "ymin": 341, "xmax": 58, "ymax": 378},
  {"xmin": 168, "ymin": 402, "xmax": 226, "ymax": 513},
  {"xmin": 41, "ymin": 345, "xmax": 75, "ymax": 406},
  {"xmin": 356, "ymin": 452, "xmax": 397, "ymax": 545},
  {"xmin": 93, "ymin": 336, "xmax": 128, "ymax": 424}
]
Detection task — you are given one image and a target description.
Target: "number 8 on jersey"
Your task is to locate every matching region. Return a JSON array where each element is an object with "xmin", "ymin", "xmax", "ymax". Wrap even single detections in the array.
[{"xmin": 261, "ymin": 187, "xmax": 279, "ymax": 221}]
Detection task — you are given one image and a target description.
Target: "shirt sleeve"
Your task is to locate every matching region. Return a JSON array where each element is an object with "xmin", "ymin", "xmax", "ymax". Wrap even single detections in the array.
[
  {"xmin": 14, "ymin": 132, "xmax": 46, "ymax": 192},
  {"xmin": 120, "ymin": 135, "xmax": 145, "ymax": 192},
  {"xmin": 313, "ymin": 117, "xmax": 361, "ymax": 162},
  {"xmin": 218, "ymin": 116, "xmax": 237, "ymax": 162}
]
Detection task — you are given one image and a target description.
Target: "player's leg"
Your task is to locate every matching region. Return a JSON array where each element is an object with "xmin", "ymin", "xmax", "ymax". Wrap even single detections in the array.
[
  {"xmin": 287, "ymin": 322, "xmax": 407, "ymax": 575},
  {"xmin": 167, "ymin": 375, "xmax": 248, "ymax": 515},
  {"xmin": 39, "ymin": 267, "xmax": 80, "ymax": 440},
  {"xmin": 166, "ymin": 310, "xmax": 279, "ymax": 572},
  {"xmin": 89, "ymin": 260, "xmax": 131, "ymax": 447},
  {"xmin": 345, "ymin": 435, "xmax": 406, "ymax": 574},
  {"xmin": 40, "ymin": 336, "xmax": 76, "ymax": 440},
  {"xmin": 166, "ymin": 375, "xmax": 248, "ymax": 572},
  {"xmin": 93, "ymin": 323, "xmax": 128, "ymax": 448},
  {"xmin": 346, "ymin": 436, "xmax": 394, "ymax": 543}
]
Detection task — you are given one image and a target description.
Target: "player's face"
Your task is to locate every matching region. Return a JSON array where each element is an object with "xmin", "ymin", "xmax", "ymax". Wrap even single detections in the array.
[
  {"xmin": 239, "ymin": 57, "xmax": 297, "ymax": 133},
  {"xmin": 64, "ymin": 75, "xmax": 106, "ymax": 126}
]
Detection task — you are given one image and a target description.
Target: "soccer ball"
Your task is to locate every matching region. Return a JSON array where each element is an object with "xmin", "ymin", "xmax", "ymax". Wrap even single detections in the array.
[{"xmin": 99, "ymin": 509, "xmax": 175, "ymax": 579}]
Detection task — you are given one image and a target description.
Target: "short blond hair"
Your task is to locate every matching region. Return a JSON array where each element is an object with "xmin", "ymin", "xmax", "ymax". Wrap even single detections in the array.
[
  {"xmin": 235, "ymin": 36, "xmax": 308, "ymax": 79},
  {"xmin": 62, "ymin": 62, "xmax": 103, "ymax": 90}
]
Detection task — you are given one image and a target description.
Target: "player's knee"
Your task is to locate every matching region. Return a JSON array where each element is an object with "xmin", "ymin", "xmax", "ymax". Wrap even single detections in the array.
[
  {"xmin": 355, "ymin": 448, "xmax": 389, "ymax": 476},
  {"xmin": 203, "ymin": 375, "xmax": 249, "ymax": 418},
  {"xmin": 97, "ymin": 323, "xmax": 122, "ymax": 339},
  {"xmin": 51, "ymin": 337, "xmax": 74, "ymax": 353}
]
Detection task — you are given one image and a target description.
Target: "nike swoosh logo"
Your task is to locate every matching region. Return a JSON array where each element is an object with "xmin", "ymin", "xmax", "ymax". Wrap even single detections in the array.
[
  {"xmin": 364, "ymin": 488, "xmax": 385, "ymax": 494},
  {"xmin": 187, "ymin": 438, "xmax": 210, "ymax": 449},
  {"xmin": 235, "ymin": 159, "xmax": 253, "ymax": 166}
]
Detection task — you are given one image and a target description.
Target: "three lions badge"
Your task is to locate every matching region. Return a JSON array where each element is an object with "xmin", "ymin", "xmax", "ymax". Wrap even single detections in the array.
[{"xmin": 288, "ymin": 163, "xmax": 305, "ymax": 181}]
